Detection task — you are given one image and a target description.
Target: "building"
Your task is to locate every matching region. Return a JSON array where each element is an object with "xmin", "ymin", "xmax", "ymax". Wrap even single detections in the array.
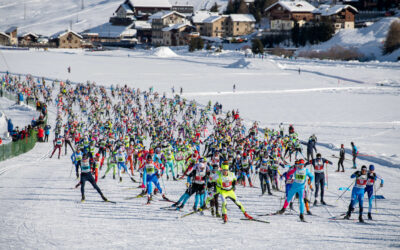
[
  {"xmin": 265, "ymin": 1, "xmax": 316, "ymax": 30},
  {"xmin": 314, "ymin": 4, "xmax": 358, "ymax": 31},
  {"xmin": 114, "ymin": 0, "xmax": 172, "ymax": 21},
  {"xmin": 134, "ymin": 21, "xmax": 152, "ymax": 43},
  {"xmin": 191, "ymin": 11, "xmax": 220, "ymax": 36},
  {"xmin": 149, "ymin": 11, "xmax": 187, "ymax": 45},
  {"xmin": 5, "ymin": 26, "xmax": 18, "ymax": 45},
  {"xmin": 0, "ymin": 32, "xmax": 11, "ymax": 46},
  {"xmin": 162, "ymin": 23, "xmax": 198, "ymax": 46},
  {"xmin": 50, "ymin": 30, "xmax": 83, "ymax": 48},
  {"xmin": 18, "ymin": 32, "xmax": 39, "ymax": 46},
  {"xmin": 172, "ymin": 4, "xmax": 194, "ymax": 15},
  {"xmin": 228, "ymin": 14, "xmax": 256, "ymax": 37},
  {"xmin": 82, "ymin": 23, "xmax": 137, "ymax": 47},
  {"xmin": 203, "ymin": 15, "xmax": 229, "ymax": 37}
]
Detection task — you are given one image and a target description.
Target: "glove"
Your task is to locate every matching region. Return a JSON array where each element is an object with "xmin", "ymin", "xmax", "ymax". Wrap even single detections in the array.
[
  {"xmin": 310, "ymin": 185, "xmax": 314, "ymax": 192},
  {"xmin": 255, "ymin": 170, "xmax": 258, "ymax": 174}
]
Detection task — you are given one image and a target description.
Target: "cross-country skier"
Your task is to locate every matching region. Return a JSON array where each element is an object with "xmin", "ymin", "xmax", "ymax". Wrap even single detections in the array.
[
  {"xmin": 50, "ymin": 135, "xmax": 64, "ymax": 159},
  {"xmin": 344, "ymin": 165, "xmax": 368, "ymax": 222},
  {"xmin": 305, "ymin": 153, "xmax": 332, "ymax": 205},
  {"xmin": 71, "ymin": 147, "xmax": 83, "ymax": 178},
  {"xmin": 79, "ymin": 153, "xmax": 108, "ymax": 202},
  {"xmin": 365, "ymin": 164, "xmax": 384, "ymax": 220},
  {"xmin": 336, "ymin": 144, "xmax": 345, "ymax": 172},
  {"xmin": 351, "ymin": 142, "xmax": 358, "ymax": 169}
]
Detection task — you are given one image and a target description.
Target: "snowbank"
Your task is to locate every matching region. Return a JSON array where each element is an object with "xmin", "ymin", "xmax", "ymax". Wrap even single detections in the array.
[
  {"xmin": 8, "ymin": 103, "xmax": 35, "ymax": 112},
  {"xmin": 152, "ymin": 47, "xmax": 179, "ymax": 58},
  {"xmin": 0, "ymin": 112, "xmax": 8, "ymax": 137},
  {"xmin": 300, "ymin": 17, "xmax": 400, "ymax": 61}
]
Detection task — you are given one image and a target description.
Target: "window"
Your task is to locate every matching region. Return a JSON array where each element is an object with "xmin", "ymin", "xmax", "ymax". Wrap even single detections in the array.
[{"xmin": 236, "ymin": 28, "xmax": 239, "ymax": 31}]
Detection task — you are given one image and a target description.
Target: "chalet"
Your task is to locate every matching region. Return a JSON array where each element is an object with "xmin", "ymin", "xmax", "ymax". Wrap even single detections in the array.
[
  {"xmin": 114, "ymin": 0, "xmax": 172, "ymax": 21},
  {"xmin": 313, "ymin": 5, "xmax": 358, "ymax": 31},
  {"xmin": 162, "ymin": 23, "xmax": 198, "ymax": 46},
  {"xmin": 50, "ymin": 30, "xmax": 83, "ymax": 49},
  {"xmin": 0, "ymin": 32, "xmax": 11, "ymax": 46},
  {"xmin": 82, "ymin": 23, "xmax": 137, "ymax": 47},
  {"xmin": 18, "ymin": 32, "xmax": 39, "ymax": 46},
  {"xmin": 134, "ymin": 21, "xmax": 152, "ymax": 43},
  {"xmin": 265, "ymin": 1, "xmax": 316, "ymax": 30},
  {"xmin": 191, "ymin": 11, "xmax": 220, "ymax": 36},
  {"xmin": 5, "ymin": 27, "xmax": 18, "ymax": 45},
  {"xmin": 228, "ymin": 14, "xmax": 256, "ymax": 37},
  {"xmin": 203, "ymin": 15, "xmax": 229, "ymax": 37},
  {"xmin": 149, "ymin": 11, "xmax": 187, "ymax": 45}
]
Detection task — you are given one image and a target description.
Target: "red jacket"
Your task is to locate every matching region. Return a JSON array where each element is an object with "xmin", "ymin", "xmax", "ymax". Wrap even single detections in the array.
[{"xmin": 38, "ymin": 127, "xmax": 44, "ymax": 138}]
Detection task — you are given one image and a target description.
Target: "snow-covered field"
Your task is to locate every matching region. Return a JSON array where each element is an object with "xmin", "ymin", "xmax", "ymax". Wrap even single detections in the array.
[{"xmin": 0, "ymin": 49, "xmax": 400, "ymax": 249}]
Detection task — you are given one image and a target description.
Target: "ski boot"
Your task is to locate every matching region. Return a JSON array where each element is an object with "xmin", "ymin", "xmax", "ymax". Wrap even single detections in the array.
[
  {"xmin": 313, "ymin": 200, "xmax": 318, "ymax": 206},
  {"xmin": 223, "ymin": 214, "xmax": 228, "ymax": 223},
  {"xmin": 120, "ymin": 177, "xmax": 122, "ymax": 182},
  {"xmin": 171, "ymin": 202, "xmax": 179, "ymax": 208},
  {"xmin": 176, "ymin": 204, "xmax": 184, "ymax": 211},
  {"xmin": 81, "ymin": 195, "xmax": 85, "ymax": 203},
  {"xmin": 113, "ymin": 174, "xmax": 115, "ymax": 179},
  {"xmin": 344, "ymin": 211, "xmax": 351, "ymax": 220},
  {"xmin": 173, "ymin": 176, "xmax": 177, "ymax": 181},
  {"xmin": 244, "ymin": 212, "xmax": 253, "ymax": 220},
  {"xmin": 101, "ymin": 175, "xmax": 106, "ymax": 179},
  {"xmin": 76, "ymin": 173, "xmax": 80, "ymax": 179},
  {"xmin": 321, "ymin": 200, "xmax": 327, "ymax": 205},
  {"xmin": 307, "ymin": 210, "xmax": 312, "ymax": 215},
  {"xmin": 368, "ymin": 212, "xmax": 372, "ymax": 220},
  {"xmin": 359, "ymin": 215, "xmax": 364, "ymax": 223},
  {"xmin": 289, "ymin": 202, "xmax": 294, "ymax": 210},
  {"xmin": 147, "ymin": 196, "xmax": 151, "ymax": 205},
  {"xmin": 249, "ymin": 181, "xmax": 253, "ymax": 188},
  {"xmin": 300, "ymin": 213, "xmax": 305, "ymax": 222},
  {"xmin": 277, "ymin": 207, "xmax": 286, "ymax": 215},
  {"xmin": 216, "ymin": 211, "xmax": 221, "ymax": 218}
]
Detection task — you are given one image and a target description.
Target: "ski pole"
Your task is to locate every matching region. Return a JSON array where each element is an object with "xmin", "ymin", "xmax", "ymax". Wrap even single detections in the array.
[
  {"xmin": 325, "ymin": 163, "xmax": 328, "ymax": 190},
  {"xmin": 336, "ymin": 181, "xmax": 354, "ymax": 201},
  {"xmin": 161, "ymin": 172, "xmax": 167, "ymax": 195},
  {"xmin": 69, "ymin": 163, "xmax": 74, "ymax": 177},
  {"xmin": 374, "ymin": 183, "xmax": 377, "ymax": 213}
]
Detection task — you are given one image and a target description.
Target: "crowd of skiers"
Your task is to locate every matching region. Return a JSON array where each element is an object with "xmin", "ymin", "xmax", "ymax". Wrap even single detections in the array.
[{"xmin": 2, "ymin": 72, "xmax": 385, "ymax": 224}]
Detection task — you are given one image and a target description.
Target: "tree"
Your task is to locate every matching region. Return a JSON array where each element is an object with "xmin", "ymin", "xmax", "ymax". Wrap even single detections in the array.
[
  {"xmin": 384, "ymin": 21, "xmax": 400, "ymax": 54},
  {"xmin": 251, "ymin": 38, "xmax": 264, "ymax": 54},
  {"xmin": 225, "ymin": 0, "xmax": 235, "ymax": 14},
  {"xmin": 210, "ymin": 2, "xmax": 219, "ymax": 12},
  {"xmin": 237, "ymin": 0, "xmax": 249, "ymax": 14},
  {"xmin": 189, "ymin": 37, "xmax": 205, "ymax": 52},
  {"xmin": 291, "ymin": 21, "xmax": 300, "ymax": 47}
]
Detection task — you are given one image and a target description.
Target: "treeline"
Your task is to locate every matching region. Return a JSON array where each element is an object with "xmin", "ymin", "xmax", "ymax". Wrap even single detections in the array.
[{"xmin": 224, "ymin": 0, "xmax": 278, "ymax": 22}]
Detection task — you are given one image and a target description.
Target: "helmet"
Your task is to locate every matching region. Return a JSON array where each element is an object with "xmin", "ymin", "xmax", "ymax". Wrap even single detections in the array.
[
  {"xmin": 361, "ymin": 165, "xmax": 367, "ymax": 171},
  {"xmin": 316, "ymin": 153, "xmax": 321, "ymax": 158},
  {"xmin": 243, "ymin": 152, "xmax": 247, "ymax": 157},
  {"xmin": 297, "ymin": 159, "xmax": 305, "ymax": 165},
  {"xmin": 221, "ymin": 164, "xmax": 229, "ymax": 170},
  {"xmin": 369, "ymin": 165, "xmax": 375, "ymax": 171},
  {"xmin": 96, "ymin": 153, "xmax": 100, "ymax": 157}
]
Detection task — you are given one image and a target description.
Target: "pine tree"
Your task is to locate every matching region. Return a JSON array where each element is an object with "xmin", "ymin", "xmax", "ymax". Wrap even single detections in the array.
[
  {"xmin": 251, "ymin": 38, "xmax": 264, "ymax": 54},
  {"xmin": 210, "ymin": 2, "xmax": 219, "ymax": 12},
  {"xmin": 237, "ymin": 0, "xmax": 249, "ymax": 14},
  {"xmin": 291, "ymin": 21, "xmax": 300, "ymax": 47},
  {"xmin": 225, "ymin": 0, "xmax": 235, "ymax": 14}
]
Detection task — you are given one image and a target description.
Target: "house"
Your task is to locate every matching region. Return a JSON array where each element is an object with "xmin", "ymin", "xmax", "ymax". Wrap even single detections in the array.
[
  {"xmin": 134, "ymin": 21, "xmax": 152, "ymax": 42},
  {"xmin": 313, "ymin": 4, "xmax": 358, "ymax": 31},
  {"xmin": 18, "ymin": 32, "xmax": 39, "ymax": 46},
  {"xmin": 50, "ymin": 30, "xmax": 83, "ymax": 48},
  {"xmin": 82, "ymin": 23, "xmax": 137, "ymax": 47},
  {"xmin": 228, "ymin": 14, "xmax": 256, "ymax": 37},
  {"xmin": 114, "ymin": 0, "xmax": 172, "ymax": 20},
  {"xmin": 171, "ymin": 2, "xmax": 194, "ymax": 15},
  {"xmin": 191, "ymin": 11, "xmax": 220, "ymax": 36},
  {"xmin": 264, "ymin": 1, "xmax": 316, "ymax": 30},
  {"xmin": 5, "ymin": 27, "xmax": 18, "ymax": 45},
  {"xmin": 0, "ymin": 32, "xmax": 11, "ymax": 46},
  {"xmin": 202, "ymin": 15, "xmax": 229, "ymax": 37},
  {"xmin": 162, "ymin": 23, "xmax": 198, "ymax": 46},
  {"xmin": 149, "ymin": 11, "xmax": 187, "ymax": 45}
]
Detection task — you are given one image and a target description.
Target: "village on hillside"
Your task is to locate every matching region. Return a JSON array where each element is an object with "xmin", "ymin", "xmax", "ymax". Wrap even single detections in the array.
[{"xmin": 0, "ymin": 0, "xmax": 399, "ymax": 57}]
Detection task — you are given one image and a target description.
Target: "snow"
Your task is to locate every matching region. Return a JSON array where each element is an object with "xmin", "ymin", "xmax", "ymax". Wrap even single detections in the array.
[
  {"xmin": 265, "ymin": 1, "xmax": 316, "ymax": 13},
  {"xmin": 0, "ymin": 48, "xmax": 399, "ymax": 249},
  {"xmin": 313, "ymin": 4, "xmax": 358, "ymax": 16},
  {"xmin": 226, "ymin": 58, "xmax": 256, "ymax": 69},
  {"xmin": 300, "ymin": 17, "xmax": 400, "ymax": 61},
  {"xmin": 229, "ymin": 14, "xmax": 256, "ymax": 22},
  {"xmin": 192, "ymin": 10, "xmax": 220, "ymax": 24},
  {"xmin": 128, "ymin": 0, "xmax": 172, "ymax": 8},
  {"xmin": 152, "ymin": 46, "xmax": 179, "ymax": 57},
  {"xmin": 83, "ymin": 23, "xmax": 135, "ymax": 38}
]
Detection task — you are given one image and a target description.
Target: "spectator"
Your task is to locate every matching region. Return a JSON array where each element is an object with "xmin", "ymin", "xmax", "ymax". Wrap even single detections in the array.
[{"xmin": 37, "ymin": 126, "xmax": 45, "ymax": 142}]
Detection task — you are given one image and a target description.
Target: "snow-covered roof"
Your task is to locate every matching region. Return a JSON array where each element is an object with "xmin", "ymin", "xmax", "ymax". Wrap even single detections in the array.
[
  {"xmin": 134, "ymin": 21, "xmax": 152, "ymax": 30},
  {"xmin": 127, "ymin": 0, "xmax": 172, "ymax": 8},
  {"xmin": 313, "ymin": 4, "xmax": 358, "ymax": 16},
  {"xmin": 149, "ymin": 10, "xmax": 186, "ymax": 20},
  {"xmin": 203, "ymin": 15, "xmax": 223, "ymax": 24},
  {"xmin": 121, "ymin": 29, "xmax": 137, "ymax": 37},
  {"xmin": 83, "ymin": 23, "xmax": 135, "ymax": 38},
  {"xmin": 121, "ymin": 3, "xmax": 134, "ymax": 14},
  {"xmin": 5, "ymin": 26, "xmax": 17, "ymax": 33},
  {"xmin": 229, "ymin": 14, "xmax": 256, "ymax": 22},
  {"xmin": 191, "ymin": 11, "xmax": 219, "ymax": 24},
  {"xmin": 265, "ymin": 1, "xmax": 316, "ymax": 13},
  {"xmin": 162, "ymin": 23, "xmax": 192, "ymax": 32},
  {"xmin": 21, "ymin": 32, "xmax": 39, "ymax": 38},
  {"xmin": 50, "ymin": 30, "xmax": 82, "ymax": 40},
  {"xmin": 0, "ymin": 32, "xmax": 11, "ymax": 39}
]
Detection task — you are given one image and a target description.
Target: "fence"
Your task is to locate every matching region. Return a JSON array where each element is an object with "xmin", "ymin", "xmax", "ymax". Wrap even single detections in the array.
[{"xmin": 0, "ymin": 86, "xmax": 48, "ymax": 162}]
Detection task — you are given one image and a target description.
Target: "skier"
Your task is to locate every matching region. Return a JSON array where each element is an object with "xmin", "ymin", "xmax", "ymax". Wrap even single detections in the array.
[
  {"xmin": 256, "ymin": 159, "xmax": 272, "ymax": 195},
  {"xmin": 277, "ymin": 159, "xmax": 314, "ymax": 222},
  {"xmin": 142, "ymin": 155, "xmax": 168, "ymax": 204},
  {"xmin": 336, "ymin": 144, "xmax": 345, "ymax": 172},
  {"xmin": 79, "ymin": 153, "xmax": 108, "ymax": 202},
  {"xmin": 116, "ymin": 148, "xmax": 136, "ymax": 183},
  {"xmin": 351, "ymin": 142, "xmax": 358, "ymax": 169},
  {"xmin": 50, "ymin": 135, "xmax": 64, "ymax": 159},
  {"xmin": 305, "ymin": 135, "xmax": 317, "ymax": 162},
  {"xmin": 216, "ymin": 164, "xmax": 253, "ymax": 223},
  {"xmin": 101, "ymin": 151, "xmax": 117, "ymax": 179},
  {"xmin": 344, "ymin": 165, "xmax": 368, "ymax": 222},
  {"xmin": 305, "ymin": 153, "xmax": 332, "ymax": 205},
  {"xmin": 365, "ymin": 165, "xmax": 384, "ymax": 220},
  {"xmin": 71, "ymin": 147, "xmax": 83, "ymax": 178}
]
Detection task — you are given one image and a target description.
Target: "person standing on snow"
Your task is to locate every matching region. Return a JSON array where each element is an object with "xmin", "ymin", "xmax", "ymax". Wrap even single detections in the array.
[
  {"xmin": 336, "ymin": 144, "xmax": 345, "ymax": 172},
  {"xmin": 306, "ymin": 134, "xmax": 317, "ymax": 162},
  {"xmin": 79, "ymin": 153, "xmax": 108, "ymax": 202},
  {"xmin": 50, "ymin": 135, "xmax": 64, "ymax": 159}
]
